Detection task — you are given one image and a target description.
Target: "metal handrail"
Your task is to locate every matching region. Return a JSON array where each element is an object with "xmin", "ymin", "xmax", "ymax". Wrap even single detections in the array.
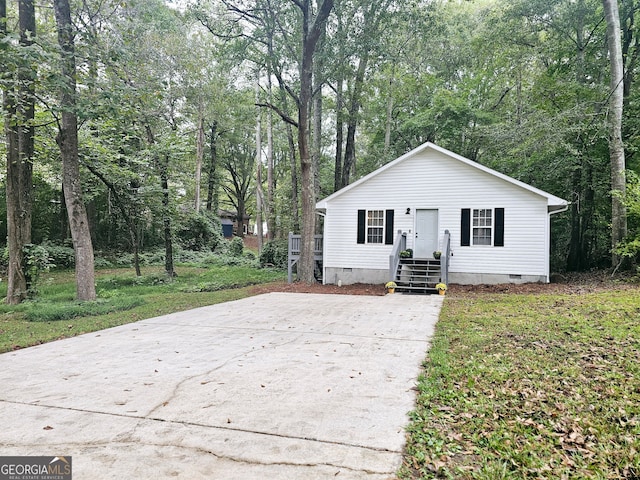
[
  {"xmin": 389, "ymin": 231, "xmax": 407, "ymax": 280},
  {"xmin": 441, "ymin": 229, "xmax": 451, "ymax": 285}
]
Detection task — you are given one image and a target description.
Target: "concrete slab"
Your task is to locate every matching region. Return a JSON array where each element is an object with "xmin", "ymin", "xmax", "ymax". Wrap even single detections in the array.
[{"xmin": 0, "ymin": 292, "xmax": 442, "ymax": 479}]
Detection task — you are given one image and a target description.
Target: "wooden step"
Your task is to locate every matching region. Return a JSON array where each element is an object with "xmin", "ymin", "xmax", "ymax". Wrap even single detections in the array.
[{"xmin": 395, "ymin": 258, "xmax": 442, "ymax": 294}]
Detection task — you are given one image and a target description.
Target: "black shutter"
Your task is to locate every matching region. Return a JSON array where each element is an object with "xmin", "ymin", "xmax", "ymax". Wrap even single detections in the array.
[
  {"xmin": 461, "ymin": 208, "xmax": 471, "ymax": 246},
  {"xmin": 385, "ymin": 209, "xmax": 395, "ymax": 245},
  {"xmin": 357, "ymin": 210, "xmax": 366, "ymax": 244},
  {"xmin": 494, "ymin": 208, "xmax": 505, "ymax": 247}
]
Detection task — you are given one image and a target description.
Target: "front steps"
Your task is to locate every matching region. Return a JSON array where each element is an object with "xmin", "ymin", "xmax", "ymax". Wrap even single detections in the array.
[{"xmin": 395, "ymin": 258, "xmax": 442, "ymax": 294}]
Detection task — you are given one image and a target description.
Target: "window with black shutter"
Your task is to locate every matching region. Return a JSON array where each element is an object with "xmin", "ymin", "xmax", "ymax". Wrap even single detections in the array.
[
  {"xmin": 461, "ymin": 208, "xmax": 504, "ymax": 247},
  {"xmin": 356, "ymin": 209, "xmax": 395, "ymax": 244}
]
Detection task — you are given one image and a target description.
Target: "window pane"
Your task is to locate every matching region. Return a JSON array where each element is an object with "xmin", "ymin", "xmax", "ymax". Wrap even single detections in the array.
[
  {"xmin": 473, "ymin": 227, "xmax": 492, "ymax": 245},
  {"xmin": 367, "ymin": 228, "xmax": 383, "ymax": 243},
  {"xmin": 473, "ymin": 209, "xmax": 492, "ymax": 227},
  {"xmin": 367, "ymin": 210, "xmax": 384, "ymax": 244},
  {"xmin": 472, "ymin": 209, "xmax": 493, "ymax": 245}
]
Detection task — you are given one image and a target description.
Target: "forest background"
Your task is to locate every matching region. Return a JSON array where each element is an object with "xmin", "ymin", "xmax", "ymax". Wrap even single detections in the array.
[{"xmin": 2, "ymin": 0, "xmax": 640, "ymax": 304}]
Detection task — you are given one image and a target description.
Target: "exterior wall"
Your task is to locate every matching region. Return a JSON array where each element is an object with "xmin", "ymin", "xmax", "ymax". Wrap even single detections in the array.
[
  {"xmin": 326, "ymin": 268, "xmax": 546, "ymax": 286},
  {"xmin": 320, "ymin": 148, "xmax": 552, "ymax": 285},
  {"xmin": 325, "ymin": 267, "xmax": 389, "ymax": 286}
]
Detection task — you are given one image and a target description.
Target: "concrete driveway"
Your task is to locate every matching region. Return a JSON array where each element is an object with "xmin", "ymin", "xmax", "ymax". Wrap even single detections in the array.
[{"xmin": 0, "ymin": 292, "xmax": 442, "ymax": 479}]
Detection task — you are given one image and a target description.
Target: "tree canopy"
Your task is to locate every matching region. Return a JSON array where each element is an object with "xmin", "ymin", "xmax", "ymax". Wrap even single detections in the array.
[{"xmin": 2, "ymin": 0, "xmax": 640, "ymax": 295}]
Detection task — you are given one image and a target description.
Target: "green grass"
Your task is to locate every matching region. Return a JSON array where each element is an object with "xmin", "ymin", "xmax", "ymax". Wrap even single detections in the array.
[
  {"xmin": 400, "ymin": 286, "xmax": 640, "ymax": 479},
  {"xmin": 0, "ymin": 264, "xmax": 285, "ymax": 353}
]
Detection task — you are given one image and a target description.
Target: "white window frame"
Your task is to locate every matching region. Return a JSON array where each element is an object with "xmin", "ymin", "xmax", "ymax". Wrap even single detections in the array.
[
  {"xmin": 367, "ymin": 210, "xmax": 384, "ymax": 244},
  {"xmin": 472, "ymin": 209, "xmax": 492, "ymax": 246}
]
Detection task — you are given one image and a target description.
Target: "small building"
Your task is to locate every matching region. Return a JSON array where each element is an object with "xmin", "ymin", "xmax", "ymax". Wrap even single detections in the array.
[
  {"xmin": 221, "ymin": 218, "xmax": 234, "ymax": 239},
  {"xmin": 218, "ymin": 210, "xmax": 250, "ymax": 237},
  {"xmin": 314, "ymin": 142, "xmax": 567, "ymax": 288}
]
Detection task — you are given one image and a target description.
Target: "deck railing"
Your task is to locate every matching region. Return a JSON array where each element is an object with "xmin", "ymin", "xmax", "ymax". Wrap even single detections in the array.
[{"xmin": 288, "ymin": 232, "xmax": 323, "ymax": 283}]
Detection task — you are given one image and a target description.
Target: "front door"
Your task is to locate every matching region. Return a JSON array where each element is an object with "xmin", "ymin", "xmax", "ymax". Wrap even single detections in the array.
[{"xmin": 414, "ymin": 209, "xmax": 439, "ymax": 258}]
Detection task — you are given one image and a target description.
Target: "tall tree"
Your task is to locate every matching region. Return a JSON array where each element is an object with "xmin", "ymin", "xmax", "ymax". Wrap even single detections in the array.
[
  {"xmin": 603, "ymin": 0, "xmax": 627, "ymax": 266},
  {"xmin": 206, "ymin": 120, "xmax": 219, "ymax": 212},
  {"xmin": 3, "ymin": 0, "xmax": 35, "ymax": 304},
  {"xmin": 296, "ymin": 0, "xmax": 334, "ymax": 283},
  {"xmin": 53, "ymin": 0, "xmax": 97, "ymax": 301}
]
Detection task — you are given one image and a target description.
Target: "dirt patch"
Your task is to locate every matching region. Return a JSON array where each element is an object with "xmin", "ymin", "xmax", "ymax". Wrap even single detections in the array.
[
  {"xmin": 249, "ymin": 281, "xmax": 386, "ymax": 296},
  {"xmin": 250, "ymin": 271, "xmax": 638, "ymax": 297}
]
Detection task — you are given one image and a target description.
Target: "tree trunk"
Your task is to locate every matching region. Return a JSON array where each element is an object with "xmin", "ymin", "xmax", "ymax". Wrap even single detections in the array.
[
  {"xmin": 161, "ymin": 154, "xmax": 175, "ymax": 277},
  {"xmin": 621, "ymin": 0, "xmax": 639, "ymax": 107},
  {"xmin": 384, "ymin": 73, "xmax": 394, "ymax": 158},
  {"xmin": 206, "ymin": 121, "xmax": 218, "ymax": 212},
  {"xmin": 334, "ymin": 15, "xmax": 344, "ymax": 193},
  {"xmin": 334, "ymin": 74, "xmax": 344, "ymax": 193},
  {"xmin": 145, "ymin": 124, "xmax": 174, "ymax": 277},
  {"xmin": 296, "ymin": 0, "xmax": 334, "ymax": 284},
  {"xmin": 278, "ymin": 83, "xmax": 299, "ymax": 232},
  {"xmin": 341, "ymin": 53, "xmax": 369, "ymax": 188},
  {"xmin": 194, "ymin": 112, "xmax": 205, "ymax": 212},
  {"xmin": 255, "ymin": 83, "xmax": 264, "ymax": 250},
  {"xmin": 4, "ymin": 0, "xmax": 35, "ymax": 304},
  {"xmin": 603, "ymin": 0, "xmax": 627, "ymax": 267},
  {"xmin": 312, "ymin": 41, "xmax": 324, "ymax": 202},
  {"xmin": 267, "ymin": 73, "xmax": 275, "ymax": 241},
  {"xmin": 53, "ymin": 0, "xmax": 96, "ymax": 301}
]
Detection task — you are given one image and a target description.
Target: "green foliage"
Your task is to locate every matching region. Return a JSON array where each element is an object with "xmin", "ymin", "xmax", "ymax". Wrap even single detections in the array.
[
  {"xmin": 228, "ymin": 236, "xmax": 244, "ymax": 257},
  {"xmin": 42, "ymin": 242, "xmax": 76, "ymax": 269},
  {"xmin": 175, "ymin": 210, "xmax": 223, "ymax": 251},
  {"xmin": 0, "ymin": 0, "xmax": 633, "ymax": 278},
  {"xmin": 0, "ymin": 264, "xmax": 285, "ymax": 352},
  {"xmin": 259, "ymin": 239, "xmax": 288, "ymax": 269},
  {"xmin": 22, "ymin": 243, "xmax": 55, "ymax": 297},
  {"xmin": 613, "ymin": 171, "xmax": 640, "ymax": 269},
  {"xmin": 26, "ymin": 297, "xmax": 145, "ymax": 322}
]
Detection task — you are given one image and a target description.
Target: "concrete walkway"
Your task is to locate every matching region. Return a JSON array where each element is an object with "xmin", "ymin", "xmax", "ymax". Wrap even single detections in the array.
[{"xmin": 0, "ymin": 292, "xmax": 442, "ymax": 479}]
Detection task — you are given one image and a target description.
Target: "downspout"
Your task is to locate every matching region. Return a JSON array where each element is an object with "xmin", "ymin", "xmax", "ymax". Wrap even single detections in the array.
[
  {"xmin": 316, "ymin": 210, "xmax": 326, "ymax": 284},
  {"xmin": 547, "ymin": 203, "xmax": 570, "ymax": 282}
]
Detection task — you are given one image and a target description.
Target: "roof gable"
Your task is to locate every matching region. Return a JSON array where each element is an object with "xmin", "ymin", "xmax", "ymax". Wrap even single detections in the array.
[{"xmin": 316, "ymin": 142, "xmax": 567, "ymax": 211}]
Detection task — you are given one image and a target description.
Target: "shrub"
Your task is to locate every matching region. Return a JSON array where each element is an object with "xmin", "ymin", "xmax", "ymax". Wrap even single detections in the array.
[
  {"xmin": 94, "ymin": 257, "xmax": 114, "ymax": 269},
  {"xmin": 259, "ymin": 239, "xmax": 288, "ymax": 269},
  {"xmin": 23, "ymin": 243, "xmax": 55, "ymax": 297},
  {"xmin": 42, "ymin": 242, "xmax": 75, "ymax": 269},
  {"xmin": 175, "ymin": 210, "xmax": 223, "ymax": 251},
  {"xmin": 228, "ymin": 237, "xmax": 244, "ymax": 257}
]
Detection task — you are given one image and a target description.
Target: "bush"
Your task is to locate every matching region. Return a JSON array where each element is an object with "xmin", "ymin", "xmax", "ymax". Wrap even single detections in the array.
[
  {"xmin": 175, "ymin": 210, "xmax": 223, "ymax": 251},
  {"xmin": 42, "ymin": 242, "xmax": 75, "ymax": 269},
  {"xmin": 228, "ymin": 237, "xmax": 244, "ymax": 257},
  {"xmin": 23, "ymin": 243, "xmax": 55, "ymax": 297},
  {"xmin": 94, "ymin": 256, "xmax": 114, "ymax": 269},
  {"xmin": 259, "ymin": 239, "xmax": 288, "ymax": 269}
]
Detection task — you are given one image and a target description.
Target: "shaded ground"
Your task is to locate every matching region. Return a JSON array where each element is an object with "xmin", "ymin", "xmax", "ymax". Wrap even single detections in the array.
[{"xmin": 251, "ymin": 270, "xmax": 639, "ymax": 297}]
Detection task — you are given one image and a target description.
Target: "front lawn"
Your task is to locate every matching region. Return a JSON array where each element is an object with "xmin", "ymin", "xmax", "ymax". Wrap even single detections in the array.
[
  {"xmin": 401, "ymin": 284, "xmax": 640, "ymax": 479},
  {"xmin": 0, "ymin": 264, "xmax": 285, "ymax": 353}
]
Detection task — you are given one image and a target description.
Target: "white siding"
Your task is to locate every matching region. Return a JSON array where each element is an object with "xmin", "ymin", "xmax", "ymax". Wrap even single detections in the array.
[{"xmin": 321, "ymin": 149, "xmax": 553, "ymax": 281}]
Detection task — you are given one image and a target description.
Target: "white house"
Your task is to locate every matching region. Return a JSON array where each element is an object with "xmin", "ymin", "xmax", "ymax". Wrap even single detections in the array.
[{"xmin": 315, "ymin": 142, "xmax": 568, "ymax": 287}]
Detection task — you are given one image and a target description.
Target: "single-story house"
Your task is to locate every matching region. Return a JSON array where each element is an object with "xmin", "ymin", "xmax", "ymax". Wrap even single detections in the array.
[{"xmin": 315, "ymin": 142, "xmax": 568, "ymax": 287}]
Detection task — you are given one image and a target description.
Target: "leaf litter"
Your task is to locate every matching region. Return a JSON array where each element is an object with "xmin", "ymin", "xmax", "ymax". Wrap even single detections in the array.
[{"xmin": 400, "ymin": 277, "xmax": 640, "ymax": 479}]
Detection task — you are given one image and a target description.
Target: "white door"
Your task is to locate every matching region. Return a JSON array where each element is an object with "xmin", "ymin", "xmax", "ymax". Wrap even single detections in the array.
[{"xmin": 414, "ymin": 209, "xmax": 439, "ymax": 258}]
